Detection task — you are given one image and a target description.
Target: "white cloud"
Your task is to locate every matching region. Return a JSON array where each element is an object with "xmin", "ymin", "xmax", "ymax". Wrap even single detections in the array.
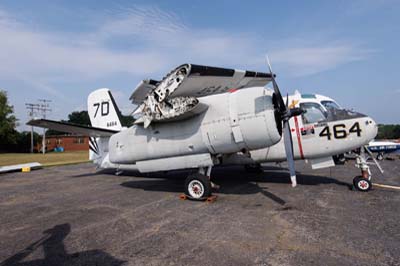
[
  {"xmin": 269, "ymin": 44, "xmax": 374, "ymax": 76},
  {"xmin": 0, "ymin": 17, "xmax": 167, "ymax": 79},
  {"xmin": 343, "ymin": 0, "xmax": 399, "ymax": 16},
  {"xmin": 0, "ymin": 5, "xmax": 374, "ymax": 96},
  {"xmin": 98, "ymin": 6, "xmax": 187, "ymax": 41}
]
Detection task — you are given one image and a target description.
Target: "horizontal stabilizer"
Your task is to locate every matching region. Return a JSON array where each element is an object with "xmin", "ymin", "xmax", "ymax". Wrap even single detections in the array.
[{"xmin": 27, "ymin": 119, "xmax": 119, "ymax": 137}]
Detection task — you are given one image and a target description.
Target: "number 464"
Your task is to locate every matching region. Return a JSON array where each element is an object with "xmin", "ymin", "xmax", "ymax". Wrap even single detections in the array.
[{"xmin": 319, "ymin": 122, "xmax": 361, "ymax": 140}]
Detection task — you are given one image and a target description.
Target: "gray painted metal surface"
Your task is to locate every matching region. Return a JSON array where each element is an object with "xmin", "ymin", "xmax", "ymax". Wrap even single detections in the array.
[{"xmin": 136, "ymin": 153, "xmax": 214, "ymax": 172}]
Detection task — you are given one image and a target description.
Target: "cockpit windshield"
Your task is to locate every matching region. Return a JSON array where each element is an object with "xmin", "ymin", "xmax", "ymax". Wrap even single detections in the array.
[
  {"xmin": 321, "ymin": 100, "xmax": 341, "ymax": 110},
  {"xmin": 300, "ymin": 102, "xmax": 327, "ymax": 124},
  {"xmin": 300, "ymin": 100, "xmax": 366, "ymax": 124}
]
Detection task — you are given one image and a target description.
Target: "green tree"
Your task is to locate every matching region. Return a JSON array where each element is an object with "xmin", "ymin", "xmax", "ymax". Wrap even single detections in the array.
[
  {"xmin": 0, "ymin": 90, "xmax": 18, "ymax": 146},
  {"xmin": 377, "ymin": 124, "xmax": 400, "ymax": 139},
  {"xmin": 120, "ymin": 114, "xmax": 135, "ymax": 127},
  {"xmin": 65, "ymin": 110, "xmax": 135, "ymax": 127},
  {"xmin": 47, "ymin": 111, "xmax": 91, "ymax": 136},
  {"xmin": 16, "ymin": 131, "xmax": 41, "ymax": 152},
  {"xmin": 68, "ymin": 111, "xmax": 91, "ymax": 126}
]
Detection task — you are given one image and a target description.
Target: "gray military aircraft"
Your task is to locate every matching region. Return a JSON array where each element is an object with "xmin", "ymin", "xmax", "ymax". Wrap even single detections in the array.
[{"xmin": 28, "ymin": 63, "xmax": 378, "ymax": 199}]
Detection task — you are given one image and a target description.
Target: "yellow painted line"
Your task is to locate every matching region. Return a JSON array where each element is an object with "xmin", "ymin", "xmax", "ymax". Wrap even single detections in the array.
[
  {"xmin": 373, "ymin": 183, "xmax": 400, "ymax": 190},
  {"xmin": 42, "ymin": 160, "xmax": 91, "ymax": 168}
]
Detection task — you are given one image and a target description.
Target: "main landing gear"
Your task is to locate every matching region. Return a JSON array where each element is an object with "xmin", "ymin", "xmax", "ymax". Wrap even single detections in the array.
[
  {"xmin": 184, "ymin": 166, "xmax": 216, "ymax": 200},
  {"xmin": 353, "ymin": 146, "xmax": 384, "ymax": 192}
]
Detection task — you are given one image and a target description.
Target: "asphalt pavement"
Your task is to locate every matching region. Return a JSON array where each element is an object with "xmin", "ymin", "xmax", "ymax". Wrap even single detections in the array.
[{"xmin": 0, "ymin": 159, "xmax": 399, "ymax": 266}]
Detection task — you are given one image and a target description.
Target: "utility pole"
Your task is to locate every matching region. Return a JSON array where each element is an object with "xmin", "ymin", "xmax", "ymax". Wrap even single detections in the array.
[
  {"xmin": 38, "ymin": 99, "xmax": 52, "ymax": 154},
  {"xmin": 25, "ymin": 103, "xmax": 40, "ymax": 153}
]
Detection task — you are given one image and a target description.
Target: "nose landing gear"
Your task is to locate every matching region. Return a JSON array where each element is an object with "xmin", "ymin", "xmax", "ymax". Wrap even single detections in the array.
[
  {"xmin": 353, "ymin": 146, "xmax": 384, "ymax": 192},
  {"xmin": 353, "ymin": 176, "xmax": 372, "ymax": 192}
]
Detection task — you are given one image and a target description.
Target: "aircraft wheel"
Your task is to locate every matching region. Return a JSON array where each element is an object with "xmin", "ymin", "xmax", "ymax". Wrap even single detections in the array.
[
  {"xmin": 184, "ymin": 173, "xmax": 211, "ymax": 200},
  {"xmin": 377, "ymin": 153, "xmax": 384, "ymax": 161},
  {"xmin": 353, "ymin": 176, "xmax": 372, "ymax": 192}
]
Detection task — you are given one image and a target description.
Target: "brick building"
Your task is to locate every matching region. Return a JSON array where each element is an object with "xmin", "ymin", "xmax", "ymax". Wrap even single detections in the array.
[{"xmin": 37, "ymin": 135, "xmax": 89, "ymax": 152}]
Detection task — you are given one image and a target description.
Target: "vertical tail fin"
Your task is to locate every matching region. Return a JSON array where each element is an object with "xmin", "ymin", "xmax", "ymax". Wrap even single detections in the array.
[{"xmin": 88, "ymin": 88, "xmax": 122, "ymax": 130}]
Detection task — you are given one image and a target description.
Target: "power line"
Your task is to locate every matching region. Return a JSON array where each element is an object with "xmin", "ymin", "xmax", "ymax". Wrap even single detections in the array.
[{"xmin": 38, "ymin": 99, "xmax": 52, "ymax": 119}]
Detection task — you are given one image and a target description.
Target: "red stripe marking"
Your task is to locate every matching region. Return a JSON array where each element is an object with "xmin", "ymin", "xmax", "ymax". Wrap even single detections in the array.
[
  {"xmin": 294, "ymin": 116, "xmax": 305, "ymax": 159},
  {"xmin": 228, "ymin": 88, "xmax": 238, "ymax": 93}
]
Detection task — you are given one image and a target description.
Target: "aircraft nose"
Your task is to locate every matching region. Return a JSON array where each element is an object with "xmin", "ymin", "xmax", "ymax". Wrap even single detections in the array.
[{"xmin": 364, "ymin": 117, "xmax": 378, "ymax": 141}]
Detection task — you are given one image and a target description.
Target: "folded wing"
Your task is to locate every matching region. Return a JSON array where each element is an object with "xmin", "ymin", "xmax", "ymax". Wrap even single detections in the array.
[{"xmin": 130, "ymin": 63, "xmax": 273, "ymax": 128}]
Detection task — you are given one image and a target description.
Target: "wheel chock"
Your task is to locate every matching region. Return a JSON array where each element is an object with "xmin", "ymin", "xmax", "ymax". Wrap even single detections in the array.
[
  {"xmin": 22, "ymin": 167, "xmax": 31, "ymax": 172},
  {"xmin": 179, "ymin": 194, "xmax": 188, "ymax": 200},
  {"xmin": 179, "ymin": 194, "xmax": 218, "ymax": 202},
  {"xmin": 206, "ymin": 195, "xmax": 218, "ymax": 203}
]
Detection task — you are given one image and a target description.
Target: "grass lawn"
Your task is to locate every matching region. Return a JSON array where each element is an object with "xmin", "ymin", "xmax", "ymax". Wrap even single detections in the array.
[{"xmin": 0, "ymin": 151, "xmax": 90, "ymax": 167}]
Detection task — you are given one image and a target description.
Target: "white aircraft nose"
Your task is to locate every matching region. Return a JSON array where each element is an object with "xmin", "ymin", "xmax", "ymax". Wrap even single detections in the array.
[{"xmin": 365, "ymin": 117, "xmax": 378, "ymax": 141}]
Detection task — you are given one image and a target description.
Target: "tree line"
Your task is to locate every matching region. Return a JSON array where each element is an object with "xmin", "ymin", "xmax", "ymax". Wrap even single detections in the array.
[
  {"xmin": 1, "ymin": 90, "xmax": 399, "ymax": 153},
  {"xmin": 376, "ymin": 124, "xmax": 400, "ymax": 139}
]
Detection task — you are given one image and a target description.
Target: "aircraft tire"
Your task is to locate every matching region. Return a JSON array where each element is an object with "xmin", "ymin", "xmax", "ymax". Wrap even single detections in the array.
[
  {"xmin": 353, "ymin": 176, "xmax": 372, "ymax": 192},
  {"xmin": 377, "ymin": 153, "xmax": 384, "ymax": 161},
  {"xmin": 184, "ymin": 173, "xmax": 211, "ymax": 200}
]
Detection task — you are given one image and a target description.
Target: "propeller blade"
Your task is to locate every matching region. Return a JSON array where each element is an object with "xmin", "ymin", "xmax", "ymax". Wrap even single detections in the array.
[
  {"xmin": 266, "ymin": 54, "xmax": 273, "ymax": 73},
  {"xmin": 266, "ymin": 54, "xmax": 297, "ymax": 187},
  {"xmin": 286, "ymin": 93, "xmax": 289, "ymax": 108},
  {"xmin": 283, "ymin": 121, "xmax": 297, "ymax": 187},
  {"xmin": 266, "ymin": 55, "xmax": 286, "ymax": 112}
]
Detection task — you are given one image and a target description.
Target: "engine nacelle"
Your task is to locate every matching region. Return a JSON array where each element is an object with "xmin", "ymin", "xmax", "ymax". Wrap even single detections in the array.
[{"xmin": 109, "ymin": 87, "xmax": 281, "ymax": 164}]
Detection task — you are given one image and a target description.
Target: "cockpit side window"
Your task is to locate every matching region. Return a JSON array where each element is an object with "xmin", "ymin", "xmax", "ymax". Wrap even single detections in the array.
[
  {"xmin": 321, "ymin": 100, "xmax": 340, "ymax": 110},
  {"xmin": 300, "ymin": 102, "xmax": 327, "ymax": 124}
]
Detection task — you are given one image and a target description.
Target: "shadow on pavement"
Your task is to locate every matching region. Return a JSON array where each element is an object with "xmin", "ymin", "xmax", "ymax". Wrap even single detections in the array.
[
  {"xmin": 121, "ymin": 165, "xmax": 351, "ymax": 189},
  {"xmin": 120, "ymin": 165, "xmax": 352, "ymax": 205},
  {"xmin": 0, "ymin": 223, "xmax": 125, "ymax": 266}
]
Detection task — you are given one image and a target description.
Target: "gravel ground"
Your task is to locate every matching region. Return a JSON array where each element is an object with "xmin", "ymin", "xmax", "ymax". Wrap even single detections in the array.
[{"xmin": 0, "ymin": 159, "xmax": 399, "ymax": 266}]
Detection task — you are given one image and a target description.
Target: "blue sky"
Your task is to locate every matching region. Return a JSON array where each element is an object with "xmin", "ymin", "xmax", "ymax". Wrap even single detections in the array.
[{"xmin": 1, "ymin": 0, "xmax": 399, "ymax": 130}]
